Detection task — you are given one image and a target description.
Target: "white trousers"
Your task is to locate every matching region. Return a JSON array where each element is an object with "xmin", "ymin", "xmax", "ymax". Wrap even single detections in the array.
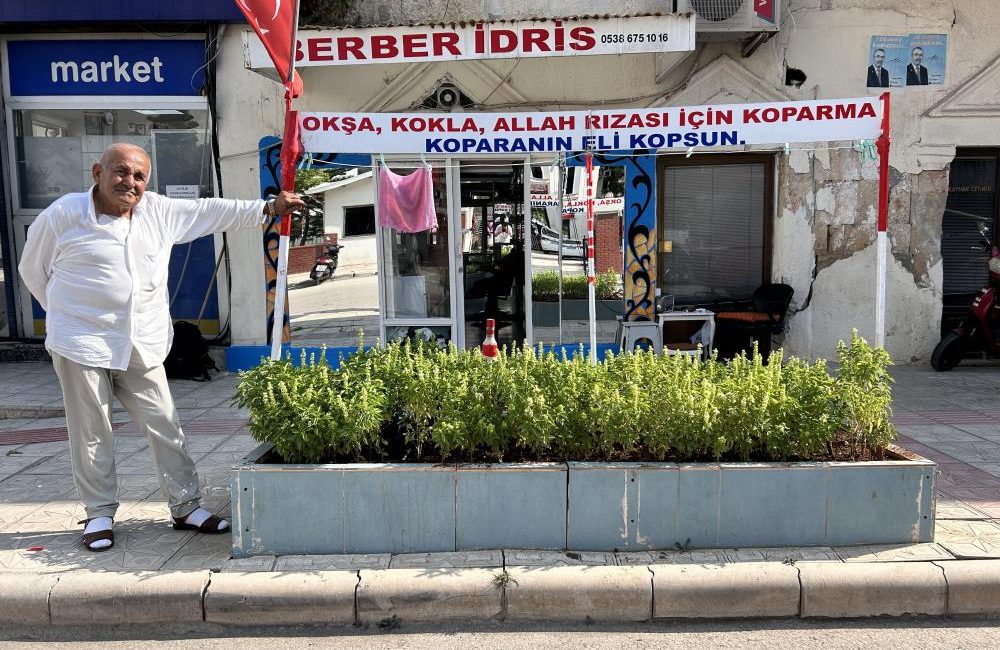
[{"xmin": 51, "ymin": 350, "xmax": 202, "ymax": 520}]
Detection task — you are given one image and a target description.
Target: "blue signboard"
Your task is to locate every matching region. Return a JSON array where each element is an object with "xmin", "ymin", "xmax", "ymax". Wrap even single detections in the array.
[
  {"xmin": 7, "ymin": 39, "xmax": 206, "ymax": 96},
  {"xmin": 0, "ymin": 2, "xmax": 243, "ymax": 23}
]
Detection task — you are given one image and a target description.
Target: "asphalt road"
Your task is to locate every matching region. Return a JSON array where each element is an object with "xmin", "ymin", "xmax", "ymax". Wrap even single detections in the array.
[{"xmin": 2, "ymin": 620, "xmax": 999, "ymax": 649}]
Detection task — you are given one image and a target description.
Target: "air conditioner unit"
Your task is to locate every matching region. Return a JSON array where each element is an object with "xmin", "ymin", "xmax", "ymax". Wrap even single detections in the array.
[{"xmin": 678, "ymin": 0, "xmax": 781, "ymax": 35}]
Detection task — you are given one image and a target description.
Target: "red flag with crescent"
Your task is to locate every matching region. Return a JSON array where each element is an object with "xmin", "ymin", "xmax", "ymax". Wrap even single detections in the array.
[{"xmin": 234, "ymin": 0, "xmax": 300, "ymax": 87}]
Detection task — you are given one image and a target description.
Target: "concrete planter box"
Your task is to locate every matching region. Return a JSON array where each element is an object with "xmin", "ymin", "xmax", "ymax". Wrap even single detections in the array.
[
  {"xmin": 532, "ymin": 300, "xmax": 623, "ymax": 326},
  {"xmin": 231, "ymin": 444, "xmax": 935, "ymax": 558}
]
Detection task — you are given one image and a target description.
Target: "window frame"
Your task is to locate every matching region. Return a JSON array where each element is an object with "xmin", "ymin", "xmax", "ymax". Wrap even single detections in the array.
[
  {"xmin": 342, "ymin": 203, "xmax": 376, "ymax": 238},
  {"xmin": 656, "ymin": 153, "xmax": 775, "ymax": 307}
]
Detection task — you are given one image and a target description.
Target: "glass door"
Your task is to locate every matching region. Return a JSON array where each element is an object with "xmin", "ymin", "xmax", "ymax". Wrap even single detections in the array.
[
  {"xmin": 377, "ymin": 160, "xmax": 457, "ymax": 346},
  {"xmin": 455, "ymin": 159, "xmax": 530, "ymax": 351}
]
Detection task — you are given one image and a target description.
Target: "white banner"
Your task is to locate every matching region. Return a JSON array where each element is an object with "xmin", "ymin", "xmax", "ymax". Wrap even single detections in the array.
[
  {"xmin": 245, "ymin": 15, "xmax": 696, "ymax": 69},
  {"xmin": 298, "ymin": 98, "xmax": 883, "ymax": 154},
  {"xmin": 532, "ymin": 195, "xmax": 624, "ymax": 213}
]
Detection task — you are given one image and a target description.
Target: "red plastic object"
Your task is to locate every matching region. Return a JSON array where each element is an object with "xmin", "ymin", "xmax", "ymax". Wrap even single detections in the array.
[{"xmin": 482, "ymin": 319, "xmax": 498, "ymax": 359}]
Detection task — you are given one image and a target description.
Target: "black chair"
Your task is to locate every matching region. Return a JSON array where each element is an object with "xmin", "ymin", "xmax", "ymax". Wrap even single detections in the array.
[{"xmin": 713, "ymin": 283, "xmax": 794, "ymax": 360}]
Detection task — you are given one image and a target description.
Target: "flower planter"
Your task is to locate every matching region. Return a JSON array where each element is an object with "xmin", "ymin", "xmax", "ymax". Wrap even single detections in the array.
[
  {"xmin": 531, "ymin": 300, "xmax": 623, "ymax": 326},
  {"xmin": 230, "ymin": 444, "xmax": 935, "ymax": 558}
]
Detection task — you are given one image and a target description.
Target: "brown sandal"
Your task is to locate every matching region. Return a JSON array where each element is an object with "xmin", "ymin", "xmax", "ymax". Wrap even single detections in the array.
[
  {"xmin": 79, "ymin": 519, "xmax": 115, "ymax": 552},
  {"xmin": 172, "ymin": 514, "xmax": 229, "ymax": 534}
]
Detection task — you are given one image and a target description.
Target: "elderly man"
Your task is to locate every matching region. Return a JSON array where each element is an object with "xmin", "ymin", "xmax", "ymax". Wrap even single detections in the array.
[{"xmin": 18, "ymin": 143, "xmax": 304, "ymax": 551}]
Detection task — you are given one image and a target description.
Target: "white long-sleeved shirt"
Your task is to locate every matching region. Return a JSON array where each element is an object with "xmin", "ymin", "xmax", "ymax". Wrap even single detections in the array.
[{"xmin": 18, "ymin": 188, "xmax": 266, "ymax": 370}]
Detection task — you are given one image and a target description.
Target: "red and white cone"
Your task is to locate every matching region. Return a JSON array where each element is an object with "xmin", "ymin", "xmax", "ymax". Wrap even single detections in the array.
[{"xmin": 482, "ymin": 319, "xmax": 498, "ymax": 360}]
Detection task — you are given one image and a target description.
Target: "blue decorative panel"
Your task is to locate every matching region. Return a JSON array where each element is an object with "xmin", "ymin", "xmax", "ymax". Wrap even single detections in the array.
[{"xmin": 569, "ymin": 150, "xmax": 657, "ymax": 321}]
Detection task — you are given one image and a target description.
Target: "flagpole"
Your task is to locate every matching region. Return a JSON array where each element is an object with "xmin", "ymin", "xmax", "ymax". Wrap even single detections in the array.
[
  {"xmin": 270, "ymin": 0, "xmax": 302, "ymax": 361},
  {"xmin": 585, "ymin": 150, "xmax": 597, "ymax": 365}
]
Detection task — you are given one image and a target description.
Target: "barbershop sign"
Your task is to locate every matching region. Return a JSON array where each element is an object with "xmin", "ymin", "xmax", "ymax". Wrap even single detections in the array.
[
  {"xmin": 298, "ymin": 98, "xmax": 883, "ymax": 154},
  {"xmin": 6, "ymin": 39, "xmax": 205, "ymax": 96},
  {"xmin": 245, "ymin": 15, "xmax": 696, "ymax": 69}
]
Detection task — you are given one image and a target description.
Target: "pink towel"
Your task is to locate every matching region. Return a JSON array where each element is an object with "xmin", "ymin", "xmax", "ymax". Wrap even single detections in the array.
[{"xmin": 378, "ymin": 165, "xmax": 438, "ymax": 233}]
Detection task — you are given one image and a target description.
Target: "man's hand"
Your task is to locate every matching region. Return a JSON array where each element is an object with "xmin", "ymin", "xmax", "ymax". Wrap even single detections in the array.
[{"xmin": 270, "ymin": 191, "xmax": 307, "ymax": 216}]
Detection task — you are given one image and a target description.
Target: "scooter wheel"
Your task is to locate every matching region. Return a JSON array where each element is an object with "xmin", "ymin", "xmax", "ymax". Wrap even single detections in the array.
[{"xmin": 931, "ymin": 331, "xmax": 968, "ymax": 371}]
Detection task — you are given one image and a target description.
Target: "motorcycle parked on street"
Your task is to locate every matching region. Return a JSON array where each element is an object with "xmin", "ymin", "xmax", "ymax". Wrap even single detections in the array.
[
  {"xmin": 309, "ymin": 242, "xmax": 343, "ymax": 286},
  {"xmin": 931, "ymin": 222, "xmax": 1000, "ymax": 371}
]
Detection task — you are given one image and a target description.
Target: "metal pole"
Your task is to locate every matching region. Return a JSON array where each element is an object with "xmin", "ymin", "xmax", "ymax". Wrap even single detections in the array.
[
  {"xmin": 585, "ymin": 151, "xmax": 597, "ymax": 365},
  {"xmin": 556, "ymin": 154, "xmax": 565, "ymax": 346},
  {"xmin": 269, "ymin": 0, "xmax": 303, "ymax": 361}
]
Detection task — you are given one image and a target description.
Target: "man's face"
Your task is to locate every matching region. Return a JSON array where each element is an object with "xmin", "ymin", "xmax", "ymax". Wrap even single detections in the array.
[
  {"xmin": 874, "ymin": 51, "xmax": 885, "ymax": 67},
  {"xmin": 912, "ymin": 49, "xmax": 924, "ymax": 65},
  {"xmin": 92, "ymin": 148, "xmax": 150, "ymax": 213}
]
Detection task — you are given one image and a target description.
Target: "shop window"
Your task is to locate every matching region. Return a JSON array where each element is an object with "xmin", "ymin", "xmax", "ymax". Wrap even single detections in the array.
[
  {"xmin": 12, "ymin": 108, "xmax": 210, "ymax": 210},
  {"xmin": 659, "ymin": 156, "xmax": 773, "ymax": 306},
  {"xmin": 344, "ymin": 205, "xmax": 376, "ymax": 237}
]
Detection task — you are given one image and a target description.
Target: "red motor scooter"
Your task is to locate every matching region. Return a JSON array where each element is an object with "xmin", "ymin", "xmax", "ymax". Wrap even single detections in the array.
[
  {"xmin": 931, "ymin": 223, "xmax": 1000, "ymax": 371},
  {"xmin": 309, "ymin": 241, "xmax": 343, "ymax": 286}
]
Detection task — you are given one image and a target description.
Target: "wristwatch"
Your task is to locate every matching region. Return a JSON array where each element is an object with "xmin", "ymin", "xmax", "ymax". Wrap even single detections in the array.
[{"xmin": 265, "ymin": 198, "xmax": 278, "ymax": 217}]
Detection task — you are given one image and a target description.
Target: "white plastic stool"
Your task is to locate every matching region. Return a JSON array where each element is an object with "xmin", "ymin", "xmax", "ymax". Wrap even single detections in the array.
[{"xmin": 616, "ymin": 319, "xmax": 663, "ymax": 354}]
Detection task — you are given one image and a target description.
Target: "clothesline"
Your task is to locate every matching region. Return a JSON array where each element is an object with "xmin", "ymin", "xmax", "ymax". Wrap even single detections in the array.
[
  {"xmin": 220, "ymin": 142, "xmax": 872, "ymax": 167},
  {"xmin": 300, "ymin": 143, "xmax": 872, "ymax": 171}
]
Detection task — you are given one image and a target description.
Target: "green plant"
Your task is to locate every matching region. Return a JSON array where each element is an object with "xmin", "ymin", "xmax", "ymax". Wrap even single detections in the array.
[
  {"xmin": 835, "ymin": 330, "xmax": 896, "ymax": 454},
  {"xmin": 490, "ymin": 569, "xmax": 518, "ymax": 590},
  {"xmin": 234, "ymin": 333, "xmax": 896, "ymax": 465},
  {"xmin": 532, "ymin": 270, "xmax": 622, "ymax": 301}
]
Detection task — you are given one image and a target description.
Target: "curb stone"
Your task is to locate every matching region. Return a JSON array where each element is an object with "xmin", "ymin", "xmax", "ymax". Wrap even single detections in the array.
[
  {"xmin": 504, "ymin": 565, "xmax": 652, "ymax": 622},
  {"xmin": 798, "ymin": 562, "xmax": 948, "ymax": 617},
  {"xmin": 357, "ymin": 568, "xmax": 502, "ymax": 623},
  {"xmin": 204, "ymin": 571, "xmax": 357, "ymax": 626},
  {"xmin": 651, "ymin": 562, "xmax": 800, "ymax": 618},
  {"xmin": 0, "ymin": 573, "xmax": 60, "ymax": 625},
  {"xmin": 2, "ymin": 560, "xmax": 1000, "ymax": 625},
  {"xmin": 48, "ymin": 571, "xmax": 209, "ymax": 625},
  {"xmin": 935, "ymin": 560, "xmax": 1000, "ymax": 616}
]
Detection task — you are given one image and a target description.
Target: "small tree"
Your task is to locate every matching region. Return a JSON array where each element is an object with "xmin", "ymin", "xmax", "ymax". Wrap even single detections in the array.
[{"xmin": 292, "ymin": 168, "xmax": 343, "ymax": 245}]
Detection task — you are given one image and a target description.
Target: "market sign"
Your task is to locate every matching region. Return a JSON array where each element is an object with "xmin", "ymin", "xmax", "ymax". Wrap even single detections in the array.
[
  {"xmin": 298, "ymin": 98, "xmax": 883, "ymax": 154},
  {"xmin": 244, "ymin": 14, "xmax": 696, "ymax": 69},
  {"xmin": 5, "ymin": 39, "xmax": 206, "ymax": 96}
]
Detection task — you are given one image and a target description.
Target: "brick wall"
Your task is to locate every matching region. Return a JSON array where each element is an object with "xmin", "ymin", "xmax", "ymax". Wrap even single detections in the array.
[
  {"xmin": 594, "ymin": 212, "xmax": 623, "ymax": 273},
  {"xmin": 288, "ymin": 244, "xmax": 324, "ymax": 274},
  {"xmin": 287, "ymin": 235, "xmax": 339, "ymax": 275}
]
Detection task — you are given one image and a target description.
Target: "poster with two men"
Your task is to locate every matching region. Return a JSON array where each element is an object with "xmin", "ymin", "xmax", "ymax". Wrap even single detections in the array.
[{"xmin": 867, "ymin": 34, "xmax": 947, "ymax": 88}]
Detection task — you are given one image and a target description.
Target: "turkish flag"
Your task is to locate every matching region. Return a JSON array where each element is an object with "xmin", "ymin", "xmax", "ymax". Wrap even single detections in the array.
[
  {"xmin": 755, "ymin": 0, "xmax": 776, "ymax": 23},
  {"xmin": 280, "ymin": 108, "xmax": 302, "ymax": 191},
  {"xmin": 235, "ymin": 0, "xmax": 299, "ymax": 85}
]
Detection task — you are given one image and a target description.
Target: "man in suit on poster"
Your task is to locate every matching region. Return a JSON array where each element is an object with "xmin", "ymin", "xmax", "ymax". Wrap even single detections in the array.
[
  {"xmin": 907, "ymin": 46, "xmax": 929, "ymax": 85},
  {"xmin": 867, "ymin": 48, "xmax": 890, "ymax": 88}
]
